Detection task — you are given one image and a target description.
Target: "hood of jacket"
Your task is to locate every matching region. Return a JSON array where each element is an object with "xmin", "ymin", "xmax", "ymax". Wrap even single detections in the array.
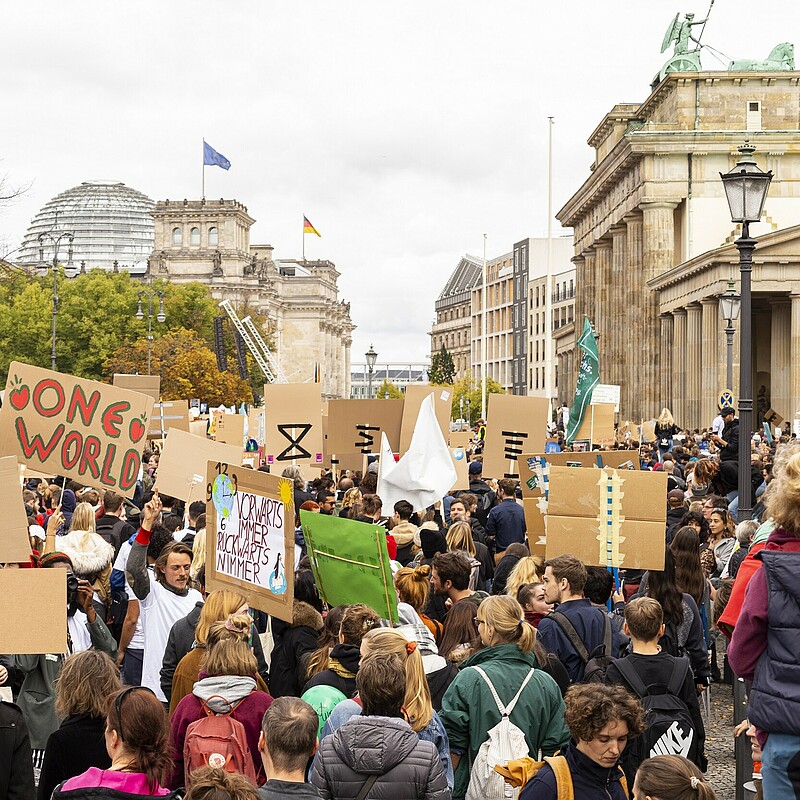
[
  {"xmin": 329, "ymin": 642, "xmax": 361, "ymax": 675},
  {"xmin": 192, "ymin": 674, "xmax": 256, "ymax": 713},
  {"xmin": 292, "ymin": 600, "xmax": 324, "ymax": 630},
  {"xmin": 331, "ymin": 716, "xmax": 418, "ymax": 774},
  {"xmin": 61, "ymin": 489, "xmax": 77, "ymax": 515},
  {"xmin": 57, "ymin": 530, "xmax": 114, "ymax": 577},
  {"xmin": 391, "ymin": 521, "xmax": 418, "ymax": 547},
  {"xmin": 461, "ymin": 642, "xmax": 538, "ymax": 670},
  {"xmin": 758, "ymin": 527, "xmax": 800, "ymax": 554}
]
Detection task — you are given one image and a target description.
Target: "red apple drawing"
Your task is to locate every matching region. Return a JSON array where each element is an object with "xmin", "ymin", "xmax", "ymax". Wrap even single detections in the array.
[
  {"xmin": 129, "ymin": 416, "xmax": 146, "ymax": 443},
  {"xmin": 9, "ymin": 384, "xmax": 29, "ymax": 411}
]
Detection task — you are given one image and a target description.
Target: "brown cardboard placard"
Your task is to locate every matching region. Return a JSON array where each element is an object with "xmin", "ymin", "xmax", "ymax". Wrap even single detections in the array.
[
  {"xmin": 519, "ymin": 451, "xmax": 638, "ymax": 493},
  {"xmin": 248, "ymin": 408, "xmax": 265, "ymax": 445},
  {"xmin": 448, "ymin": 445, "xmax": 470, "ymax": 491},
  {"xmin": 112, "ymin": 374, "xmax": 161, "ymax": 403},
  {"xmin": 215, "ymin": 413, "xmax": 245, "ymax": 446},
  {"xmin": 156, "ymin": 428, "xmax": 243, "ymax": 503},
  {"xmin": 0, "ymin": 569, "xmax": 67, "ymax": 653},
  {"xmin": 148, "ymin": 400, "xmax": 190, "ymax": 439},
  {"xmin": 326, "ymin": 399, "xmax": 403, "ymax": 457},
  {"xmin": 640, "ymin": 419, "xmax": 657, "ymax": 443},
  {"xmin": 545, "ymin": 466, "xmax": 667, "ymax": 570},
  {"xmin": 328, "ymin": 452, "xmax": 367, "ymax": 478},
  {"xmin": 522, "ymin": 498, "xmax": 547, "ymax": 560},
  {"xmin": 400, "ymin": 386, "xmax": 452, "ymax": 455},
  {"xmin": 764, "ymin": 408, "xmax": 784, "ymax": 427},
  {"xmin": 205, "ymin": 461, "xmax": 294, "ymax": 622},
  {"xmin": 449, "ymin": 430, "xmax": 473, "ymax": 449},
  {"xmin": 189, "ymin": 420, "xmax": 209, "ymax": 438},
  {"xmin": 574, "ymin": 402, "xmax": 616, "ymax": 446},
  {"xmin": 263, "ymin": 384, "xmax": 324, "ymax": 470},
  {"xmin": 0, "ymin": 455, "xmax": 34, "ymax": 563},
  {"xmin": 482, "ymin": 395, "xmax": 548, "ymax": 481},
  {"xmin": 0, "ymin": 362, "xmax": 154, "ymax": 498}
]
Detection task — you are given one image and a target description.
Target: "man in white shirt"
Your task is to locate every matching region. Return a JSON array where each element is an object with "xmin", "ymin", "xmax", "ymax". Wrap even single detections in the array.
[
  {"xmin": 126, "ymin": 492, "xmax": 201, "ymax": 702},
  {"xmin": 711, "ymin": 408, "xmax": 725, "ymax": 438}
]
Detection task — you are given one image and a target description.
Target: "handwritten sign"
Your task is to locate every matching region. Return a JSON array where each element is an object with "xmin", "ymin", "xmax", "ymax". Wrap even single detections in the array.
[
  {"xmin": 482, "ymin": 395, "xmax": 548, "ymax": 480},
  {"xmin": 205, "ymin": 461, "xmax": 294, "ymax": 622},
  {"xmin": 0, "ymin": 362, "xmax": 154, "ymax": 498},
  {"xmin": 326, "ymin": 399, "xmax": 403, "ymax": 458},
  {"xmin": 263, "ymin": 384, "xmax": 324, "ymax": 468}
]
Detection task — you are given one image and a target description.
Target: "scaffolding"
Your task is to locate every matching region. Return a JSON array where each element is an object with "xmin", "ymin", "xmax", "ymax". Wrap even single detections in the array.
[{"xmin": 218, "ymin": 299, "xmax": 287, "ymax": 383}]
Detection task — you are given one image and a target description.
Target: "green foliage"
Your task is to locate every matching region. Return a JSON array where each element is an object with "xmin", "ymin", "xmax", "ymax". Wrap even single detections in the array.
[
  {"xmin": 429, "ymin": 345, "xmax": 456, "ymax": 385},
  {"xmin": 451, "ymin": 372, "xmax": 506, "ymax": 425},
  {"xmin": 376, "ymin": 379, "xmax": 404, "ymax": 399}
]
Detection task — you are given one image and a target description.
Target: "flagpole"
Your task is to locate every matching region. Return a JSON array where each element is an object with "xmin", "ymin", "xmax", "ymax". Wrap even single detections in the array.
[
  {"xmin": 302, "ymin": 214, "xmax": 305, "ymax": 263},
  {"xmin": 202, "ymin": 139, "xmax": 205, "ymax": 199},
  {"xmin": 481, "ymin": 233, "xmax": 488, "ymax": 423},
  {"xmin": 545, "ymin": 116, "xmax": 555, "ymax": 420}
]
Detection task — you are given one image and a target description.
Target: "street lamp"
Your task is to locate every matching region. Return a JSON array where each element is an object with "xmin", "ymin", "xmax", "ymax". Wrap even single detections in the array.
[
  {"xmin": 38, "ymin": 229, "xmax": 75, "ymax": 371},
  {"xmin": 718, "ymin": 279, "xmax": 741, "ymax": 393},
  {"xmin": 365, "ymin": 344, "xmax": 378, "ymax": 399},
  {"xmin": 720, "ymin": 142, "xmax": 772, "ymax": 521},
  {"xmin": 135, "ymin": 290, "xmax": 167, "ymax": 375}
]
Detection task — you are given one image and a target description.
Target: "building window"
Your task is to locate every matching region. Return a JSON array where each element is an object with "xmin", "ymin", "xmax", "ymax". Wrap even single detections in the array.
[
  {"xmin": 208, "ymin": 226, "xmax": 218, "ymax": 246},
  {"xmin": 172, "ymin": 227, "xmax": 182, "ymax": 246},
  {"xmin": 190, "ymin": 227, "xmax": 200, "ymax": 246}
]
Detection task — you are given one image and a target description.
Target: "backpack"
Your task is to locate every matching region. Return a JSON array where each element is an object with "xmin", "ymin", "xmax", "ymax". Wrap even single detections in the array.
[
  {"xmin": 613, "ymin": 657, "xmax": 699, "ymax": 771},
  {"xmin": 465, "ymin": 666, "xmax": 536, "ymax": 800},
  {"xmin": 183, "ymin": 696, "xmax": 257, "ymax": 787},
  {"xmin": 467, "ymin": 557, "xmax": 482, "ymax": 591},
  {"xmin": 549, "ymin": 610, "xmax": 614, "ymax": 683},
  {"xmin": 659, "ymin": 620, "xmax": 685, "ymax": 658}
]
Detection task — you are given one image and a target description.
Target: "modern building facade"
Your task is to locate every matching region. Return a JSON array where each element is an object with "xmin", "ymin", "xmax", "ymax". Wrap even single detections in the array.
[
  {"xmin": 350, "ymin": 363, "xmax": 429, "ymax": 399},
  {"xmin": 557, "ymin": 69, "xmax": 800, "ymax": 427}
]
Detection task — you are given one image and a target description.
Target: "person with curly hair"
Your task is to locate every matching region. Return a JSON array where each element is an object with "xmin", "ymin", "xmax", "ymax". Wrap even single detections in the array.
[{"xmin": 520, "ymin": 683, "xmax": 645, "ymax": 800}]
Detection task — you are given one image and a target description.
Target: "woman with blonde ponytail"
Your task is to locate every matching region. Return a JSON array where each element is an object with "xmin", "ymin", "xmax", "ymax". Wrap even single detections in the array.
[
  {"xmin": 439, "ymin": 595, "xmax": 569, "ymax": 799},
  {"xmin": 315, "ymin": 628, "xmax": 454, "ymax": 790},
  {"xmin": 633, "ymin": 755, "xmax": 716, "ymax": 799}
]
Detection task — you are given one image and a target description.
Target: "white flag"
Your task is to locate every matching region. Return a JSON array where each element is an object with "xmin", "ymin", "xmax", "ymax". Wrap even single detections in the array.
[{"xmin": 377, "ymin": 393, "xmax": 457, "ymax": 512}]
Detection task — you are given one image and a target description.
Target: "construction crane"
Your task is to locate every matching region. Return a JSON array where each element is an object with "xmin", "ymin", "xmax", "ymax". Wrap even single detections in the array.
[{"xmin": 218, "ymin": 299, "xmax": 287, "ymax": 383}]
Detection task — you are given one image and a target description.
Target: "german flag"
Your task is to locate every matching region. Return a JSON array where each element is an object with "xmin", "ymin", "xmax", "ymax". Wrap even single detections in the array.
[{"xmin": 303, "ymin": 215, "xmax": 321, "ymax": 236}]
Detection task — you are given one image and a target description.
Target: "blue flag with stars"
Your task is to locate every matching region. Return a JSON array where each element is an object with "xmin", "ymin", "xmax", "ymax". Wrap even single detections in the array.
[
  {"xmin": 203, "ymin": 140, "xmax": 231, "ymax": 170},
  {"xmin": 566, "ymin": 316, "xmax": 600, "ymax": 444}
]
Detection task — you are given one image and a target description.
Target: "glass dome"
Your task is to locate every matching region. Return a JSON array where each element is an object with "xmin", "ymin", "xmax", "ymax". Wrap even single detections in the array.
[{"xmin": 16, "ymin": 181, "xmax": 155, "ymax": 272}]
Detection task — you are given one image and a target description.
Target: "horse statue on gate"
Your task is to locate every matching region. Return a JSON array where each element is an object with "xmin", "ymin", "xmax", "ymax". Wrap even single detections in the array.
[{"xmin": 729, "ymin": 42, "xmax": 794, "ymax": 71}]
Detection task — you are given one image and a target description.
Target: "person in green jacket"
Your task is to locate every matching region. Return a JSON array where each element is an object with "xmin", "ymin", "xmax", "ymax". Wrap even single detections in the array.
[{"xmin": 439, "ymin": 595, "xmax": 569, "ymax": 799}]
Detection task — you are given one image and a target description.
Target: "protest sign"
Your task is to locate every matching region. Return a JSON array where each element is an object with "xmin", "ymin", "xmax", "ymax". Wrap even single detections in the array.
[
  {"xmin": 0, "ymin": 455, "xmax": 35, "ymax": 563},
  {"xmin": 112, "ymin": 374, "xmax": 161, "ymax": 403},
  {"xmin": 0, "ymin": 362, "xmax": 154, "ymax": 498},
  {"xmin": 591, "ymin": 383, "xmax": 620, "ymax": 411},
  {"xmin": 449, "ymin": 430, "xmax": 472, "ymax": 449},
  {"xmin": 326, "ymin": 399, "xmax": 403, "ymax": 458},
  {"xmin": 148, "ymin": 400, "xmax": 190, "ymax": 439},
  {"xmin": 189, "ymin": 420, "xmax": 208, "ymax": 438},
  {"xmin": 248, "ymin": 408, "xmax": 265, "ymax": 445},
  {"xmin": 482, "ymin": 395, "xmax": 548, "ymax": 480},
  {"xmin": 205, "ymin": 462, "xmax": 294, "ymax": 622},
  {"xmin": 640, "ymin": 419, "xmax": 657, "ymax": 443},
  {"xmin": 399, "ymin": 385, "xmax": 452, "ymax": 455},
  {"xmin": 0, "ymin": 569, "xmax": 67, "ymax": 654},
  {"xmin": 522, "ymin": 498, "xmax": 547, "ymax": 559},
  {"xmin": 329, "ymin": 452, "xmax": 366, "ymax": 478},
  {"xmin": 519, "ymin": 451, "xmax": 638, "ymax": 493},
  {"xmin": 156, "ymin": 428, "xmax": 242, "ymax": 503},
  {"xmin": 574, "ymin": 402, "xmax": 615, "ymax": 446},
  {"xmin": 300, "ymin": 510, "xmax": 398, "ymax": 623},
  {"xmin": 263, "ymin": 384, "xmax": 324, "ymax": 469},
  {"xmin": 546, "ymin": 466, "xmax": 667, "ymax": 570},
  {"xmin": 215, "ymin": 413, "xmax": 245, "ymax": 446},
  {"xmin": 449, "ymin": 446, "xmax": 470, "ymax": 491}
]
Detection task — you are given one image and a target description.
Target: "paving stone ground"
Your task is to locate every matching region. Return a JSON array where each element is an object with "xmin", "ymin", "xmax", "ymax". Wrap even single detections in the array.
[{"xmin": 704, "ymin": 678, "xmax": 737, "ymax": 796}]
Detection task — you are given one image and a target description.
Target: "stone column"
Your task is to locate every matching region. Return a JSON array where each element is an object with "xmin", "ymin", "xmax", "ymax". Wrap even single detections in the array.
[
  {"xmin": 572, "ymin": 255, "xmax": 585, "ymax": 332},
  {"xmin": 771, "ymin": 299, "xmax": 792, "ymax": 420},
  {"xmin": 660, "ymin": 314, "xmax": 674, "ymax": 413},
  {"xmin": 610, "ymin": 225, "xmax": 627, "ymax": 391},
  {"xmin": 701, "ymin": 298, "xmax": 719, "ymax": 426},
  {"xmin": 686, "ymin": 304, "xmax": 702, "ymax": 429},
  {"xmin": 582, "ymin": 247, "xmax": 596, "ymax": 330},
  {"xmin": 344, "ymin": 338, "xmax": 352, "ymax": 398},
  {"xmin": 624, "ymin": 212, "xmax": 644, "ymax": 419},
  {"xmin": 594, "ymin": 240, "xmax": 613, "ymax": 376},
  {"xmin": 791, "ymin": 295, "xmax": 800, "ymax": 421},
  {"xmin": 640, "ymin": 201, "xmax": 678, "ymax": 418},
  {"xmin": 672, "ymin": 309, "xmax": 687, "ymax": 425}
]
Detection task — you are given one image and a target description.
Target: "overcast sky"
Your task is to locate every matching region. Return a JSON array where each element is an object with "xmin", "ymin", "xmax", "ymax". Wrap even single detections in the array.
[{"xmin": 1, "ymin": 1, "xmax": 795, "ymax": 364}]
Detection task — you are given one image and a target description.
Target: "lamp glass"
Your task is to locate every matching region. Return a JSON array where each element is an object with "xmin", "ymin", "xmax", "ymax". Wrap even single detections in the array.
[
  {"xmin": 719, "ymin": 291, "xmax": 741, "ymax": 324},
  {"xmin": 720, "ymin": 145, "xmax": 773, "ymax": 224},
  {"xmin": 365, "ymin": 345, "xmax": 377, "ymax": 370}
]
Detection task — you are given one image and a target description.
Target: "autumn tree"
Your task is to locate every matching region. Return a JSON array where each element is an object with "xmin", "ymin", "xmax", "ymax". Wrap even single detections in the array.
[
  {"xmin": 451, "ymin": 372, "xmax": 506, "ymax": 425},
  {"xmin": 429, "ymin": 345, "xmax": 456, "ymax": 385},
  {"xmin": 377, "ymin": 379, "xmax": 404, "ymax": 399}
]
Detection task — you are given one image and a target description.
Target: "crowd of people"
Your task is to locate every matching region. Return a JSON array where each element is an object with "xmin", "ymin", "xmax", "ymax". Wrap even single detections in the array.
[{"xmin": 3, "ymin": 403, "xmax": 799, "ymax": 799}]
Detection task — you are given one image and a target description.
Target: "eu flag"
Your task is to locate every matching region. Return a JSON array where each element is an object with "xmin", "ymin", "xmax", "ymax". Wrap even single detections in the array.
[{"xmin": 203, "ymin": 140, "xmax": 231, "ymax": 170}]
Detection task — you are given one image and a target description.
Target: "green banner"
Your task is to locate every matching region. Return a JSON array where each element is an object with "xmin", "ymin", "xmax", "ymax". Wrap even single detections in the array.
[
  {"xmin": 300, "ymin": 510, "xmax": 399, "ymax": 623},
  {"xmin": 566, "ymin": 316, "xmax": 600, "ymax": 445}
]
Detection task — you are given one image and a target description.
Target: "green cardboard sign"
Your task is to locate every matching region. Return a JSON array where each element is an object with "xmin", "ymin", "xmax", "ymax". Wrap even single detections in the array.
[{"xmin": 300, "ymin": 510, "xmax": 399, "ymax": 624}]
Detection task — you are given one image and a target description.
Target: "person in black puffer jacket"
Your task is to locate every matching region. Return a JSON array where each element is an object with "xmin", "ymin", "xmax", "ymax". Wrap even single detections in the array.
[
  {"xmin": 270, "ymin": 600, "xmax": 324, "ymax": 697},
  {"xmin": 491, "ymin": 542, "xmax": 529, "ymax": 595}
]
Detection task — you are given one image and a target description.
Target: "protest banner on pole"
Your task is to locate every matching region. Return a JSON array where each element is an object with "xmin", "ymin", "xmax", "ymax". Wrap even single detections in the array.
[
  {"xmin": 263, "ymin": 384, "xmax": 324, "ymax": 469},
  {"xmin": 300, "ymin": 510, "xmax": 399, "ymax": 623},
  {"xmin": 399, "ymin": 385, "xmax": 452, "ymax": 455},
  {"xmin": 482, "ymin": 395, "xmax": 548, "ymax": 480},
  {"xmin": 205, "ymin": 462, "xmax": 295, "ymax": 622},
  {"xmin": 0, "ymin": 569, "xmax": 67, "ymax": 653},
  {"xmin": 545, "ymin": 466, "xmax": 667, "ymax": 570},
  {"xmin": 0, "ymin": 362, "xmax": 154, "ymax": 498},
  {"xmin": 112, "ymin": 374, "xmax": 161, "ymax": 403},
  {"xmin": 574, "ymin": 402, "xmax": 616, "ymax": 447},
  {"xmin": 0, "ymin": 455, "xmax": 36, "ymax": 563},
  {"xmin": 326, "ymin": 399, "xmax": 403, "ymax": 459}
]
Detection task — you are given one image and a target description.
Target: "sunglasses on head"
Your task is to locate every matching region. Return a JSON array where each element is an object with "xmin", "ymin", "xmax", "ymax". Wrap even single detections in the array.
[{"xmin": 114, "ymin": 686, "xmax": 156, "ymax": 742}]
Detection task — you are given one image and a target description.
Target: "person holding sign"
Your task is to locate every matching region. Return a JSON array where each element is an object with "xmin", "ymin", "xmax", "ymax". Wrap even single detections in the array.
[{"xmin": 126, "ymin": 493, "xmax": 202, "ymax": 702}]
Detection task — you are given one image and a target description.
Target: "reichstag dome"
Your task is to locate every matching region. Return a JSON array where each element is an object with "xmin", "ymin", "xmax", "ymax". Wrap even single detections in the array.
[{"xmin": 16, "ymin": 181, "xmax": 155, "ymax": 273}]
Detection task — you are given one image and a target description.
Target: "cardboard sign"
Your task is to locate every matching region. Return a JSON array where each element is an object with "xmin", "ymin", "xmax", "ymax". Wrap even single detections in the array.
[
  {"xmin": 519, "ymin": 452, "xmax": 638, "ymax": 492},
  {"xmin": 482, "ymin": 395, "xmax": 548, "ymax": 481},
  {"xmin": 640, "ymin": 419, "xmax": 657, "ymax": 443},
  {"xmin": 574, "ymin": 403, "xmax": 615, "ymax": 446},
  {"xmin": 263, "ymin": 384, "xmax": 324, "ymax": 469},
  {"xmin": 205, "ymin": 462, "xmax": 294, "ymax": 622},
  {"xmin": 523, "ymin": 498, "xmax": 547, "ymax": 560},
  {"xmin": 764, "ymin": 408, "xmax": 784, "ymax": 427},
  {"xmin": 248, "ymin": 408, "xmax": 265, "ymax": 445},
  {"xmin": 0, "ymin": 455, "xmax": 34, "ymax": 563},
  {"xmin": 449, "ymin": 430, "xmax": 473, "ymax": 449},
  {"xmin": 0, "ymin": 362, "xmax": 154, "ymax": 498},
  {"xmin": 215, "ymin": 413, "xmax": 245, "ymax": 446},
  {"xmin": 113, "ymin": 374, "xmax": 161, "ymax": 403},
  {"xmin": 326, "ymin": 399, "xmax": 403, "ymax": 457},
  {"xmin": 0, "ymin": 569, "xmax": 67, "ymax": 654},
  {"xmin": 329, "ymin": 452, "xmax": 367, "ymax": 478},
  {"xmin": 449, "ymin": 446, "xmax": 470, "ymax": 491},
  {"xmin": 591, "ymin": 383, "xmax": 621, "ymax": 411},
  {"xmin": 300, "ymin": 510, "xmax": 399, "ymax": 623},
  {"xmin": 148, "ymin": 400, "xmax": 190, "ymax": 439},
  {"xmin": 156, "ymin": 428, "xmax": 242, "ymax": 503},
  {"xmin": 189, "ymin": 420, "xmax": 209, "ymax": 438},
  {"xmin": 546, "ymin": 466, "xmax": 667, "ymax": 570},
  {"xmin": 400, "ymin": 386, "xmax": 452, "ymax": 455}
]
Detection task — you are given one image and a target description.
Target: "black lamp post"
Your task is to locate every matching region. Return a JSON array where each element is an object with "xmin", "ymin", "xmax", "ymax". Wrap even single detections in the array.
[
  {"xmin": 720, "ymin": 142, "xmax": 772, "ymax": 521},
  {"xmin": 38, "ymin": 229, "xmax": 74, "ymax": 371},
  {"xmin": 718, "ymin": 279, "xmax": 741, "ymax": 393},
  {"xmin": 135, "ymin": 290, "xmax": 167, "ymax": 375},
  {"xmin": 365, "ymin": 344, "xmax": 377, "ymax": 399}
]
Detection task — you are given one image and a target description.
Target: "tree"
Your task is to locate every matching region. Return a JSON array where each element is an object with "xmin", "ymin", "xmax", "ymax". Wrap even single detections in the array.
[
  {"xmin": 377, "ymin": 379, "xmax": 404, "ymax": 399},
  {"xmin": 104, "ymin": 328, "xmax": 253, "ymax": 406},
  {"xmin": 451, "ymin": 372, "xmax": 506, "ymax": 425},
  {"xmin": 429, "ymin": 345, "xmax": 456, "ymax": 385}
]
